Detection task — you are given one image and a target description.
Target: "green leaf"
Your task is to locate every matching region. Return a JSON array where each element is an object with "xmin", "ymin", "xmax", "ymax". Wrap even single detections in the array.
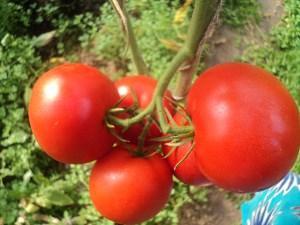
[
  {"xmin": 36, "ymin": 190, "xmax": 74, "ymax": 207},
  {"xmin": 1, "ymin": 33, "xmax": 10, "ymax": 46},
  {"xmin": 23, "ymin": 86, "xmax": 32, "ymax": 107},
  {"xmin": 1, "ymin": 130, "xmax": 29, "ymax": 146},
  {"xmin": 33, "ymin": 30, "xmax": 56, "ymax": 47}
]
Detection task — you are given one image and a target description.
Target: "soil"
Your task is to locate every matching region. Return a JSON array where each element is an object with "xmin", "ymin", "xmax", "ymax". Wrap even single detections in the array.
[
  {"xmin": 177, "ymin": 1, "xmax": 284, "ymax": 225},
  {"xmin": 179, "ymin": 187, "xmax": 241, "ymax": 225},
  {"xmin": 205, "ymin": 0, "xmax": 284, "ymax": 66}
]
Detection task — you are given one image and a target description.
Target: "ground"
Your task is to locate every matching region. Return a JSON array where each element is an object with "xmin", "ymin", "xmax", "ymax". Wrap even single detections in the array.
[{"xmin": 179, "ymin": 187, "xmax": 241, "ymax": 225}]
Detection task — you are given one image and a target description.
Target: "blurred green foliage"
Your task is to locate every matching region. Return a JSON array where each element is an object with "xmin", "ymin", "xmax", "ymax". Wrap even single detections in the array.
[
  {"xmin": 222, "ymin": 0, "xmax": 262, "ymax": 27},
  {"xmin": 240, "ymin": 0, "xmax": 300, "ymax": 174},
  {"xmin": 0, "ymin": 0, "xmax": 104, "ymax": 38},
  {"xmin": 93, "ymin": 1, "xmax": 184, "ymax": 78},
  {"xmin": 241, "ymin": 0, "xmax": 300, "ymax": 105},
  {"xmin": 0, "ymin": 0, "xmax": 299, "ymax": 224},
  {"xmin": 0, "ymin": 34, "xmax": 105, "ymax": 224},
  {"xmin": 0, "ymin": 1, "xmax": 111, "ymax": 224}
]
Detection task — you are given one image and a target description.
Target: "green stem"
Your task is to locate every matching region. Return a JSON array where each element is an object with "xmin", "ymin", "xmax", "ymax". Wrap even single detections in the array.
[
  {"xmin": 111, "ymin": 0, "xmax": 148, "ymax": 74},
  {"xmin": 169, "ymin": 126, "xmax": 194, "ymax": 134},
  {"xmin": 123, "ymin": 7, "xmax": 149, "ymax": 74},
  {"xmin": 174, "ymin": 0, "xmax": 222, "ymax": 99},
  {"xmin": 156, "ymin": 99, "xmax": 169, "ymax": 133},
  {"xmin": 137, "ymin": 118, "xmax": 152, "ymax": 150},
  {"xmin": 108, "ymin": 43, "xmax": 189, "ymax": 128},
  {"xmin": 108, "ymin": 0, "xmax": 213, "ymax": 133},
  {"xmin": 186, "ymin": 0, "xmax": 212, "ymax": 51},
  {"xmin": 107, "ymin": 102, "xmax": 155, "ymax": 127}
]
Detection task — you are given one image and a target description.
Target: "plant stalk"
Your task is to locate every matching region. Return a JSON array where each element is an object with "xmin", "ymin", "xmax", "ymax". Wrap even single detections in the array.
[
  {"xmin": 108, "ymin": 0, "xmax": 219, "ymax": 135},
  {"xmin": 111, "ymin": 0, "xmax": 148, "ymax": 74},
  {"xmin": 173, "ymin": 0, "xmax": 222, "ymax": 100}
]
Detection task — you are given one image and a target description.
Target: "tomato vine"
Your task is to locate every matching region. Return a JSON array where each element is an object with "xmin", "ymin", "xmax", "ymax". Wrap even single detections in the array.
[{"xmin": 107, "ymin": 0, "xmax": 223, "ymax": 136}]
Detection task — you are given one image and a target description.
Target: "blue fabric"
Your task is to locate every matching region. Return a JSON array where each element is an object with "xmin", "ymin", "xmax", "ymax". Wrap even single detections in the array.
[{"xmin": 241, "ymin": 172, "xmax": 300, "ymax": 225}]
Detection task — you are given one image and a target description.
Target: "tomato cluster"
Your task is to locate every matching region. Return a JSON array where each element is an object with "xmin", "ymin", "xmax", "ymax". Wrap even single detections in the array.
[{"xmin": 29, "ymin": 62, "xmax": 300, "ymax": 224}]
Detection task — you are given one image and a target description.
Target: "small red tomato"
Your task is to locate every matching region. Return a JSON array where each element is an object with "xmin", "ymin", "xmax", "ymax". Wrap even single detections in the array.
[
  {"xmin": 163, "ymin": 112, "xmax": 209, "ymax": 185},
  {"xmin": 89, "ymin": 146, "xmax": 173, "ymax": 225},
  {"xmin": 115, "ymin": 75, "xmax": 173, "ymax": 110},
  {"xmin": 29, "ymin": 63, "xmax": 119, "ymax": 164},
  {"xmin": 115, "ymin": 75, "xmax": 173, "ymax": 144},
  {"xmin": 187, "ymin": 62, "xmax": 300, "ymax": 192}
]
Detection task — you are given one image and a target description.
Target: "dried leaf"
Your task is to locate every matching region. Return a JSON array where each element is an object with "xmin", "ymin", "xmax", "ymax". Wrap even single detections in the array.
[
  {"xmin": 49, "ymin": 57, "xmax": 66, "ymax": 64},
  {"xmin": 33, "ymin": 30, "xmax": 56, "ymax": 47},
  {"xmin": 174, "ymin": 141, "xmax": 195, "ymax": 170},
  {"xmin": 163, "ymin": 146, "xmax": 177, "ymax": 158},
  {"xmin": 111, "ymin": 0, "xmax": 129, "ymax": 40},
  {"xmin": 173, "ymin": 0, "xmax": 193, "ymax": 25},
  {"xmin": 160, "ymin": 39, "xmax": 182, "ymax": 52},
  {"xmin": 108, "ymin": 107, "xmax": 127, "ymax": 114}
]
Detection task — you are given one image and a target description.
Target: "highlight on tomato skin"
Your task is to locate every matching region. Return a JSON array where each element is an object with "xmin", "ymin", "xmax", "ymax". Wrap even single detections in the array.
[
  {"xmin": 28, "ymin": 63, "xmax": 120, "ymax": 164},
  {"xmin": 89, "ymin": 146, "xmax": 173, "ymax": 225},
  {"xmin": 114, "ymin": 75, "xmax": 174, "ymax": 145},
  {"xmin": 163, "ymin": 112, "xmax": 210, "ymax": 186},
  {"xmin": 115, "ymin": 75, "xmax": 173, "ymax": 111},
  {"xmin": 187, "ymin": 62, "xmax": 300, "ymax": 193}
]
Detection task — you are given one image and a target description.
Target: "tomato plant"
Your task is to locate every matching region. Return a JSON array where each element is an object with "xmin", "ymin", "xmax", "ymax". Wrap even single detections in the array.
[
  {"xmin": 89, "ymin": 146, "xmax": 173, "ymax": 225},
  {"xmin": 187, "ymin": 63, "xmax": 300, "ymax": 192},
  {"xmin": 29, "ymin": 63, "xmax": 119, "ymax": 164},
  {"xmin": 115, "ymin": 75, "xmax": 173, "ymax": 145},
  {"xmin": 24, "ymin": 1, "xmax": 300, "ymax": 224},
  {"xmin": 163, "ymin": 112, "xmax": 209, "ymax": 186}
]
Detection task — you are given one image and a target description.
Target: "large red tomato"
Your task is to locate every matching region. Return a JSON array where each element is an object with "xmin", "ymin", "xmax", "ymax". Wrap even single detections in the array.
[
  {"xmin": 187, "ymin": 63, "xmax": 300, "ymax": 192},
  {"xmin": 115, "ymin": 75, "xmax": 173, "ymax": 144},
  {"xmin": 89, "ymin": 146, "xmax": 173, "ymax": 225},
  {"xmin": 29, "ymin": 63, "xmax": 119, "ymax": 164},
  {"xmin": 163, "ymin": 112, "xmax": 209, "ymax": 185}
]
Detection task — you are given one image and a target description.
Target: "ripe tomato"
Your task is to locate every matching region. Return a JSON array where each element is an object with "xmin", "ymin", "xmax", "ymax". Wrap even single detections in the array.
[
  {"xmin": 163, "ymin": 112, "xmax": 209, "ymax": 186},
  {"xmin": 187, "ymin": 63, "xmax": 300, "ymax": 193},
  {"xmin": 115, "ymin": 75, "xmax": 173, "ymax": 144},
  {"xmin": 29, "ymin": 63, "xmax": 119, "ymax": 164},
  {"xmin": 89, "ymin": 146, "xmax": 173, "ymax": 225}
]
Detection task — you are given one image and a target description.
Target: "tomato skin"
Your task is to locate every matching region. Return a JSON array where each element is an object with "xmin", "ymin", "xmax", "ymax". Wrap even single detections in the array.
[
  {"xmin": 115, "ymin": 75, "xmax": 173, "ymax": 110},
  {"xmin": 187, "ymin": 63, "xmax": 300, "ymax": 192},
  {"xmin": 163, "ymin": 142, "xmax": 209, "ymax": 186},
  {"xmin": 29, "ymin": 63, "xmax": 119, "ymax": 164},
  {"xmin": 163, "ymin": 113, "xmax": 209, "ymax": 186},
  {"xmin": 115, "ymin": 75, "xmax": 173, "ymax": 144},
  {"xmin": 89, "ymin": 147, "xmax": 173, "ymax": 225}
]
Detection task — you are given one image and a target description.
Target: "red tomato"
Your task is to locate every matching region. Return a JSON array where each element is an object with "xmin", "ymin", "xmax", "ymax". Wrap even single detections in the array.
[
  {"xmin": 29, "ymin": 63, "xmax": 119, "ymax": 164},
  {"xmin": 115, "ymin": 75, "xmax": 173, "ymax": 144},
  {"xmin": 187, "ymin": 63, "xmax": 300, "ymax": 192},
  {"xmin": 89, "ymin": 146, "xmax": 173, "ymax": 225},
  {"xmin": 115, "ymin": 75, "xmax": 173, "ymax": 110},
  {"xmin": 163, "ymin": 112, "xmax": 209, "ymax": 186}
]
